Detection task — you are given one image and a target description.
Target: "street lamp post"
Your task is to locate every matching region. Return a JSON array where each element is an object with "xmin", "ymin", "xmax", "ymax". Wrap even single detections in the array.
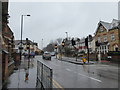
[
  {"xmin": 65, "ymin": 32, "xmax": 68, "ymax": 39},
  {"xmin": 41, "ymin": 39, "xmax": 43, "ymax": 50},
  {"xmin": 20, "ymin": 14, "xmax": 30, "ymax": 61}
]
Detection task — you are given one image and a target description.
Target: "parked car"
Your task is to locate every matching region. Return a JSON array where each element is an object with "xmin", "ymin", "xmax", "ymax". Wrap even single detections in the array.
[
  {"xmin": 42, "ymin": 52, "xmax": 51, "ymax": 60},
  {"xmin": 23, "ymin": 52, "xmax": 28, "ymax": 58},
  {"xmin": 30, "ymin": 52, "xmax": 35, "ymax": 58}
]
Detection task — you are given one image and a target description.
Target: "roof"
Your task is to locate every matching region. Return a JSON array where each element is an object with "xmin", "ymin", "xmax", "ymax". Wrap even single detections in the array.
[
  {"xmin": 95, "ymin": 19, "xmax": 120, "ymax": 35},
  {"xmin": 14, "ymin": 40, "xmax": 37, "ymax": 45},
  {"xmin": 99, "ymin": 21, "xmax": 111, "ymax": 30}
]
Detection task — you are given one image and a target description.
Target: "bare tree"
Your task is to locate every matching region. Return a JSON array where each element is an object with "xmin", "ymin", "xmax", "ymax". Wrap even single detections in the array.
[{"xmin": 56, "ymin": 38, "xmax": 62, "ymax": 45}]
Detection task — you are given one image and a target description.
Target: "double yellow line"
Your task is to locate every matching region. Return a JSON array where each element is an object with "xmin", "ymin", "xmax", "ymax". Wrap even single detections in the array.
[
  {"xmin": 41, "ymin": 69, "xmax": 64, "ymax": 89},
  {"xmin": 52, "ymin": 79, "xmax": 64, "ymax": 90}
]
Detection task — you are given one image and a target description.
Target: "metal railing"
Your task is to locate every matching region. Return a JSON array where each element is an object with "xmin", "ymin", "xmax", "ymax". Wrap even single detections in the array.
[{"xmin": 36, "ymin": 61, "xmax": 52, "ymax": 90}]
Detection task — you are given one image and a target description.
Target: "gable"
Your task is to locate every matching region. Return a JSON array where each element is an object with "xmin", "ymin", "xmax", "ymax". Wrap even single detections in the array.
[{"xmin": 95, "ymin": 23, "xmax": 107, "ymax": 36}]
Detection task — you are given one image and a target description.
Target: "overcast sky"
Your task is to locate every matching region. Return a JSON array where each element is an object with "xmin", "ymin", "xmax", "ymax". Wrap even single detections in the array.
[{"xmin": 8, "ymin": 1, "xmax": 118, "ymax": 49}]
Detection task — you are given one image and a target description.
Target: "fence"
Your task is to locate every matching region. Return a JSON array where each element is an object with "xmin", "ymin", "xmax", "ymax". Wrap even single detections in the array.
[{"xmin": 36, "ymin": 61, "xmax": 52, "ymax": 90}]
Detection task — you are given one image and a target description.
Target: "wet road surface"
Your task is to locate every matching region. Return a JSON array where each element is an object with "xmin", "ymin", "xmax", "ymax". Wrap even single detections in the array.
[
  {"xmin": 6, "ymin": 56, "xmax": 119, "ymax": 88},
  {"xmin": 36, "ymin": 56, "xmax": 119, "ymax": 88}
]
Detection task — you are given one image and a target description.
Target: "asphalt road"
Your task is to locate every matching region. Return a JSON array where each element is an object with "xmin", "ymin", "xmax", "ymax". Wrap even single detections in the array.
[
  {"xmin": 36, "ymin": 56, "xmax": 119, "ymax": 88},
  {"xmin": 6, "ymin": 55, "xmax": 119, "ymax": 89}
]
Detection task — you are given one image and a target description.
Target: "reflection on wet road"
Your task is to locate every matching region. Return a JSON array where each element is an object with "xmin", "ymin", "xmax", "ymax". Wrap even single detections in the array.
[{"xmin": 7, "ymin": 56, "xmax": 119, "ymax": 88}]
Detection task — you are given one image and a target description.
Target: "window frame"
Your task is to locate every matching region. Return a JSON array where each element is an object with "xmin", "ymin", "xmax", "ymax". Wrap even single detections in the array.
[
  {"xmin": 111, "ymin": 34, "xmax": 115, "ymax": 41},
  {"xmin": 104, "ymin": 35, "xmax": 107, "ymax": 42}
]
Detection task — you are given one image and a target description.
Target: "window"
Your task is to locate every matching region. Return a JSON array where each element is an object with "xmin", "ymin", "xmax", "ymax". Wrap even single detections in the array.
[
  {"xmin": 104, "ymin": 36, "xmax": 107, "ymax": 42},
  {"xmin": 98, "ymin": 37, "xmax": 101, "ymax": 42},
  {"xmin": 114, "ymin": 44, "xmax": 118, "ymax": 51},
  {"xmin": 111, "ymin": 34, "xmax": 115, "ymax": 41},
  {"xmin": 100, "ymin": 26, "xmax": 104, "ymax": 32}
]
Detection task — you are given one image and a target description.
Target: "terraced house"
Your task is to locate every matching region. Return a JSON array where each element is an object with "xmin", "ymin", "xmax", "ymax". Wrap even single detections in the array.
[{"xmin": 95, "ymin": 19, "xmax": 120, "ymax": 62}]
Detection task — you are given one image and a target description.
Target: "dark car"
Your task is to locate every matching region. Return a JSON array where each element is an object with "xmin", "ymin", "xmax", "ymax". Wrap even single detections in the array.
[{"xmin": 42, "ymin": 52, "xmax": 51, "ymax": 60}]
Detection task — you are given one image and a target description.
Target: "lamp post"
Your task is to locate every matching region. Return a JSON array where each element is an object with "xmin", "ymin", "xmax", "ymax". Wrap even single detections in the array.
[
  {"xmin": 65, "ymin": 32, "xmax": 68, "ymax": 39},
  {"xmin": 20, "ymin": 14, "xmax": 30, "ymax": 61},
  {"xmin": 41, "ymin": 39, "xmax": 43, "ymax": 50}
]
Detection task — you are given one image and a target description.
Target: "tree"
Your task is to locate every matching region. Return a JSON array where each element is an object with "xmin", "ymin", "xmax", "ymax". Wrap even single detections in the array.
[
  {"xmin": 64, "ymin": 47, "xmax": 73, "ymax": 57},
  {"xmin": 56, "ymin": 38, "xmax": 62, "ymax": 45},
  {"xmin": 46, "ymin": 44, "xmax": 54, "ymax": 52}
]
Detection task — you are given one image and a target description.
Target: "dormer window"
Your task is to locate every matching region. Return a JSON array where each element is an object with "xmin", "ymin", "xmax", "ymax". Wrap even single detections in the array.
[{"xmin": 100, "ymin": 26, "xmax": 104, "ymax": 32}]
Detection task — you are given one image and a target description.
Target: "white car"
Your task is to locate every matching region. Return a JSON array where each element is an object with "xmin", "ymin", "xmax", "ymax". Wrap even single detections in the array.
[
  {"xmin": 50, "ymin": 52, "xmax": 55, "ymax": 56},
  {"xmin": 42, "ymin": 52, "xmax": 51, "ymax": 60}
]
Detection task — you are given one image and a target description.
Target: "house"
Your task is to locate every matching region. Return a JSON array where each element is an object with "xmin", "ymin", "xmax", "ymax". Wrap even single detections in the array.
[
  {"xmin": 89, "ymin": 36, "xmax": 95, "ymax": 53},
  {"xmin": 14, "ymin": 40, "xmax": 40, "ymax": 55},
  {"xmin": 78, "ymin": 37, "xmax": 87, "ymax": 53},
  {"xmin": 95, "ymin": 19, "xmax": 120, "ymax": 61},
  {"xmin": 1, "ymin": 0, "xmax": 15, "ymax": 87}
]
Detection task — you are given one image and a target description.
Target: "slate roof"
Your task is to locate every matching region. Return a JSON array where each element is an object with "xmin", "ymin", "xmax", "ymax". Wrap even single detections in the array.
[
  {"xmin": 99, "ymin": 21, "xmax": 111, "ymax": 30},
  {"xmin": 95, "ymin": 19, "xmax": 120, "ymax": 34}
]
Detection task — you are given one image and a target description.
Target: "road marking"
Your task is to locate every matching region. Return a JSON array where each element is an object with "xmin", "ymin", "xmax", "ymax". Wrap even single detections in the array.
[
  {"xmin": 53, "ymin": 82, "xmax": 59, "ymax": 88},
  {"xmin": 66, "ymin": 69, "xmax": 101, "ymax": 82},
  {"xmin": 52, "ymin": 79, "xmax": 64, "ymax": 90},
  {"xmin": 66, "ymin": 68, "xmax": 72, "ymax": 72},
  {"xmin": 89, "ymin": 77, "xmax": 102, "ymax": 82},
  {"xmin": 78, "ymin": 73, "xmax": 102, "ymax": 83},
  {"xmin": 44, "ymin": 71, "xmax": 63, "ymax": 89},
  {"xmin": 50, "ymin": 63, "xmax": 60, "ymax": 67}
]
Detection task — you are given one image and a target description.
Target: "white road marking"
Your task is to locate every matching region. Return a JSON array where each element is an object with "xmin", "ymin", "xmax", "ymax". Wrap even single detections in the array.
[
  {"xmin": 65, "ymin": 68, "xmax": 102, "ymax": 83},
  {"xmin": 66, "ymin": 68, "xmax": 72, "ymax": 72},
  {"xmin": 89, "ymin": 77, "xmax": 102, "ymax": 82},
  {"xmin": 51, "ymin": 63, "xmax": 60, "ymax": 67},
  {"xmin": 78, "ymin": 73, "xmax": 102, "ymax": 83}
]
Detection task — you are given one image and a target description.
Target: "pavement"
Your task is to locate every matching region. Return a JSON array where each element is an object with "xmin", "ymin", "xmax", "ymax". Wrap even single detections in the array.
[
  {"xmin": 60, "ymin": 56, "xmax": 118, "ymax": 66},
  {"xmin": 6, "ymin": 57, "xmax": 37, "ymax": 89},
  {"xmin": 61, "ymin": 56, "xmax": 96, "ymax": 65}
]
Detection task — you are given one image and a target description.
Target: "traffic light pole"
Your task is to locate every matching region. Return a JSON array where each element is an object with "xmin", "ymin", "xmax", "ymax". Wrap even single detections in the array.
[
  {"xmin": 85, "ymin": 36, "xmax": 89, "ymax": 63},
  {"xmin": 28, "ymin": 43, "xmax": 30, "ymax": 59},
  {"xmin": 56, "ymin": 49, "xmax": 57, "ymax": 59},
  {"xmin": 87, "ymin": 46, "xmax": 89, "ymax": 63}
]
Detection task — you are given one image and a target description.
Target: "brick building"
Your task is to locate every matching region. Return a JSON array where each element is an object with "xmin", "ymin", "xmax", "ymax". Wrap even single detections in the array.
[
  {"xmin": 0, "ymin": 1, "xmax": 2, "ymax": 89},
  {"xmin": 95, "ymin": 19, "xmax": 120, "ymax": 61},
  {"xmin": 1, "ymin": 0, "xmax": 15, "ymax": 87}
]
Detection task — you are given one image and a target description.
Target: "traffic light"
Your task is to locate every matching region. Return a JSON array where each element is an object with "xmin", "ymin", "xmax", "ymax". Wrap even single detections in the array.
[
  {"xmin": 71, "ymin": 38, "xmax": 76, "ymax": 46},
  {"xmin": 26, "ymin": 38, "xmax": 30, "ymax": 49},
  {"xmin": 26, "ymin": 38, "xmax": 28, "ymax": 43},
  {"xmin": 85, "ymin": 37, "xmax": 88, "ymax": 47},
  {"xmin": 61, "ymin": 41, "xmax": 65, "ymax": 47},
  {"xmin": 54, "ymin": 44, "xmax": 57, "ymax": 49}
]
